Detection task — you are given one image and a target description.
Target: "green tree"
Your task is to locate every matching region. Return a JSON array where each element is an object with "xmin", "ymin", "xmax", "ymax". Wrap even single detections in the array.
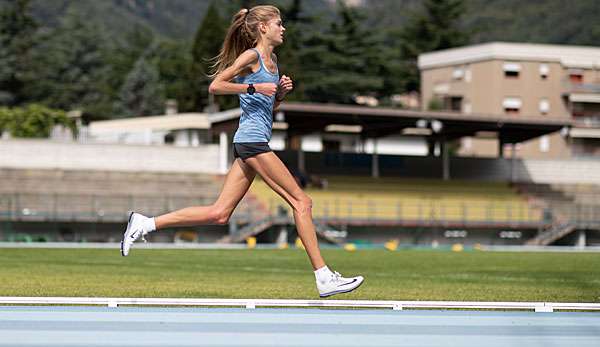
[
  {"xmin": 0, "ymin": 0, "xmax": 37, "ymax": 106},
  {"xmin": 300, "ymin": 2, "xmax": 384, "ymax": 104},
  {"xmin": 0, "ymin": 104, "xmax": 75, "ymax": 138},
  {"xmin": 399, "ymin": 0, "xmax": 469, "ymax": 92},
  {"xmin": 189, "ymin": 1, "xmax": 227, "ymax": 111},
  {"xmin": 151, "ymin": 39, "xmax": 194, "ymax": 113},
  {"xmin": 114, "ymin": 54, "xmax": 165, "ymax": 117},
  {"xmin": 104, "ymin": 24, "xmax": 155, "ymax": 118},
  {"xmin": 276, "ymin": 0, "xmax": 311, "ymax": 102},
  {"xmin": 29, "ymin": 8, "xmax": 113, "ymax": 120}
]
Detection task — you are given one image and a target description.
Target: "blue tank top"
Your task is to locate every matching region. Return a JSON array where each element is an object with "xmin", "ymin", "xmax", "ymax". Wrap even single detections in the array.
[{"xmin": 233, "ymin": 48, "xmax": 279, "ymax": 143}]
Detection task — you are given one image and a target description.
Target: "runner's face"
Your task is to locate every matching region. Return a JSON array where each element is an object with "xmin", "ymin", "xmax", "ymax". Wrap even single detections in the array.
[{"xmin": 263, "ymin": 16, "xmax": 285, "ymax": 46}]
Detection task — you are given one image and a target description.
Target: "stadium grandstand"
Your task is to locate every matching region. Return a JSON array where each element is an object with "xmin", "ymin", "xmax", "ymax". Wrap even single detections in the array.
[
  {"xmin": 1, "ymin": 101, "xmax": 598, "ymax": 248},
  {"xmin": 0, "ymin": 168, "xmax": 262, "ymax": 243}
]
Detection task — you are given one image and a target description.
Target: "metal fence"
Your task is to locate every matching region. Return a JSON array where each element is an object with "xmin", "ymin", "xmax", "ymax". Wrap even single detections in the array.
[
  {"xmin": 258, "ymin": 197, "xmax": 547, "ymax": 228},
  {"xmin": 0, "ymin": 193, "xmax": 219, "ymax": 223},
  {"xmin": 2, "ymin": 192, "xmax": 597, "ymax": 229}
]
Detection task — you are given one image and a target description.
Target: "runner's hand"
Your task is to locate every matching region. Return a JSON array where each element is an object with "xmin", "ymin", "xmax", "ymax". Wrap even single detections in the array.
[
  {"xmin": 277, "ymin": 75, "xmax": 293, "ymax": 99},
  {"xmin": 254, "ymin": 83, "xmax": 278, "ymax": 97}
]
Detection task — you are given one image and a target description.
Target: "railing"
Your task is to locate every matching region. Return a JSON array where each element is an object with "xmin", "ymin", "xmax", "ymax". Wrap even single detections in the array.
[
  {"xmin": 260, "ymin": 197, "xmax": 547, "ymax": 227},
  {"xmin": 3, "ymin": 193, "xmax": 597, "ymax": 228},
  {"xmin": 563, "ymin": 81, "xmax": 600, "ymax": 94},
  {"xmin": 572, "ymin": 116, "xmax": 600, "ymax": 128},
  {"xmin": 1, "ymin": 296, "xmax": 599, "ymax": 312},
  {"xmin": 556, "ymin": 204, "xmax": 600, "ymax": 229},
  {"xmin": 0, "ymin": 193, "xmax": 260, "ymax": 223},
  {"xmin": 0, "ymin": 193, "xmax": 552, "ymax": 227}
]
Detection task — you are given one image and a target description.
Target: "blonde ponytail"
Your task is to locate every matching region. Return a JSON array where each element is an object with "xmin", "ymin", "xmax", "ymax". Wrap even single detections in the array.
[{"xmin": 209, "ymin": 5, "xmax": 280, "ymax": 77}]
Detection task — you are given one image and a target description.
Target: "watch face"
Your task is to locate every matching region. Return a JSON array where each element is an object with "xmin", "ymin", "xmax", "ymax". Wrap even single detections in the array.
[{"xmin": 247, "ymin": 85, "xmax": 256, "ymax": 94}]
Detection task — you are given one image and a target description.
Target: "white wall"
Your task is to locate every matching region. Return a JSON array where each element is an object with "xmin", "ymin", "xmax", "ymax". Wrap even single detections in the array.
[
  {"xmin": 522, "ymin": 159, "xmax": 600, "ymax": 184},
  {"xmin": 89, "ymin": 129, "xmax": 169, "ymax": 145},
  {"xmin": 0, "ymin": 139, "xmax": 221, "ymax": 174},
  {"xmin": 269, "ymin": 132, "xmax": 286, "ymax": 151},
  {"xmin": 364, "ymin": 136, "xmax": 429, "ymax": 156},
  {"xmin": 301, "ymin": 134, "xmax": 323, "ymax": 152}
]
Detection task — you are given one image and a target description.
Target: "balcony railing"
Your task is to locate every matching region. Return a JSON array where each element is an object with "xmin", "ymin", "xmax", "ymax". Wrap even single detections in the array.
[
  {"xmin": 563, "ymin": 81, "xmax": 600, "ymax": 94},
  {"xmin": 572, "ymin": 116, "xmax": 600, "ymax": 128}
]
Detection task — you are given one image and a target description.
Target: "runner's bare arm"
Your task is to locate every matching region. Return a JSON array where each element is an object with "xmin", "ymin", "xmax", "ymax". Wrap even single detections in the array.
[{"xmin": 209, "ymin": 50, "xmax": 277, "ymax": 96}]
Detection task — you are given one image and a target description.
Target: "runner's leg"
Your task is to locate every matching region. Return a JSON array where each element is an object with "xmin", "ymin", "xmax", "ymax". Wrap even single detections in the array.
[
  {"xmin": 244, "ymin": 152, "xmax": 326, "ymax": 270},
  {"xmin": 154, "ymin": 159, "xmax": 256, "ymax": 229}
]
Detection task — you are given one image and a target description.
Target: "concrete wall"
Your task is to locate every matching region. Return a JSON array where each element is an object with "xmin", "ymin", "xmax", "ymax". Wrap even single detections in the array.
[{"xmin": 0, "ymin": 139, "xmax": 222, "ymax": 174}]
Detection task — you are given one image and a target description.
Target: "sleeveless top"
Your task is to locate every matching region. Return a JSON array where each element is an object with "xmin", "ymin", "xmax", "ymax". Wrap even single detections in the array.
[{"xmin": 233, "ymin": 48, "xmax": 279, "ymax": 143}]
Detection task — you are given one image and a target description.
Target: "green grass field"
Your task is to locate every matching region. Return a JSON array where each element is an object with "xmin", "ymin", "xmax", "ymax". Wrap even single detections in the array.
[{"xmin": 0, "ymin": 248, "xmax": 598, "ymax": 302}]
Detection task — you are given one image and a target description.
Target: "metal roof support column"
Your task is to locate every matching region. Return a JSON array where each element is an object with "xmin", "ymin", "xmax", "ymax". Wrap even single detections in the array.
[
  {"xmin": 297, "ymin": 147, "xmax": 305, "ymax": 173},
  {"xmin": 219, "ymin": 132, "xmax": 228, "ymax": 175},
  {"xmin": 576, "ymin": 229, "xmax": 586, "ymax": 248},
  {"xmin": 510, "ymin": 142, "xmax": 516, "ymax": 183},
  {"xmin": 442, "ymin": 139, "xmax": 450, "ymax": 181},
  {"xmin": 372, "ymin": 139, "xmax": 380, "ymax": 178},
  {"xmin": 427, "ymin": 139, "xmax": 436, "ymax": 156}
]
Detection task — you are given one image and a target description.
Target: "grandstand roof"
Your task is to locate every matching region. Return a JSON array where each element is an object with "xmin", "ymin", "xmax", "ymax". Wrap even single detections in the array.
[
  {"xmin": 93, "ymin": 102, "xmax": 570, "ymax": 145},
  {"xmin": 250, "ymin": 102, "xmax": 572, "ymax": 143}
]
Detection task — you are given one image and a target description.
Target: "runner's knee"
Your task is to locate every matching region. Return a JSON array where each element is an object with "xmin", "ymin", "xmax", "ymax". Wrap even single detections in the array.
[
  {"xmin": 210, "ymin": 205, "xmax": 231, "ymax": 225},
  {"xmin": 293, "ymin": 194, "xmax": 312, "ymax": 214}
]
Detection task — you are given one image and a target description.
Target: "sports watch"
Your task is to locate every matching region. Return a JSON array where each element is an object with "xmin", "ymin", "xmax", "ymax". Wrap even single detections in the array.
[{"xmin": 247, "ymin": 83, "xmax": 256, "ymax": 95}]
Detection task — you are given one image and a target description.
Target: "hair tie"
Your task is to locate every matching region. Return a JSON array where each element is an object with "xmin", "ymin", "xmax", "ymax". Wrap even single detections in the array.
[{"xmin": 244, "ymin": 8, "xmax": 250, "ymax": 21}]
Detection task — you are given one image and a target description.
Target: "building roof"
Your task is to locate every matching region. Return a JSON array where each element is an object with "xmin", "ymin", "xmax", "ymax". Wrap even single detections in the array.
[
  {"xmin": 89, "ymin": 108, "xmax": 242, "ymax": 133},
  {"xmin": 418, "ymin": 42, "xmax": 600, "ymax": 70}
]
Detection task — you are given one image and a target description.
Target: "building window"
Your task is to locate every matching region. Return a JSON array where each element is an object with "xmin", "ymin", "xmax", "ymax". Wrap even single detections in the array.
[
  {"xmin": 503, "ymin": 62, "xmax": 521, "ymax": 78},
  {"xmin": 539, "ymin": 98, "xmax": 550, "ymax": 114},
  {"xmin": 539, "ymin": 64, "xmax": 549, "ymax": 79},
  {"xmin": 444, "ymin": 96, "xmax": 462, "ymax": 111},
  {"xmin": 452, "ymin": 67, "xmax": 464, "ymax": 80},
  {"xmin": 569, "ymin": 72, "xmax": 583, "ymax": 84},
  {"xmin": 503, "ymin": 97, "xmax": 522, "ymax": 115}
]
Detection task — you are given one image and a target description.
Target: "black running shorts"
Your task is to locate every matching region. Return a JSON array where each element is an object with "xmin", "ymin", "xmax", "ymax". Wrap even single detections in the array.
[{"xmin": 233, "ymin": 142, "xmax": 272, "ymax": 161}]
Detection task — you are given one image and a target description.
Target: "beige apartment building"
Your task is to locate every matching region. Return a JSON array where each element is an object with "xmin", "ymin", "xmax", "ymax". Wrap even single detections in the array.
[{"xmin": 418, "ymin": 42, "xmax": 600, "ymax": 159}]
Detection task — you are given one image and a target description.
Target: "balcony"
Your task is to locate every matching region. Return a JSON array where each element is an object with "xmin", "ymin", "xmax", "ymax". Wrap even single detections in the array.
[
  {"xmin": 572, "ymin": 115, "xmax": 600, "ymax": 128},
  {"xmin": 563, "ymin": 81, "xmax": 600, "ymax": 103}
]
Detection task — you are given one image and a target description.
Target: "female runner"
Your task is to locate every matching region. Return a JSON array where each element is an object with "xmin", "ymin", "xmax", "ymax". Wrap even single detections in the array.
[{"xmin": 121, "ymin": 5, "xmax": 363, "ymax": 298}]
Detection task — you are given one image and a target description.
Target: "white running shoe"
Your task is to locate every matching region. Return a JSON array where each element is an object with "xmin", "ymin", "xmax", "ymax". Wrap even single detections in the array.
[
  {"xmin": 317, "ymin": 271, "xmax": 364, "ymax": 298},
  {"xmin": 120, "ymin": 212, "xmax": 150, "ymax": 256}
]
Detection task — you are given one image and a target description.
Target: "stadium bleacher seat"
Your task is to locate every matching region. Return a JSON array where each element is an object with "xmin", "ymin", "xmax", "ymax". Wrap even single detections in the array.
[
  {"xmin": 0, "ymin": 168, "xmax": 261, "ymax": 223},
  {"xmin": 249, "ymin": 176, "xmax": 542, "ymax": 225}
]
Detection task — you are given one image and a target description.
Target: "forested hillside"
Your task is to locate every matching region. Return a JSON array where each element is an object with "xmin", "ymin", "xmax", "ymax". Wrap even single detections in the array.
[
  {"xmin": 8, "ymin": 0, "xmax": 597, "ymax": 45},
  {"xmin": 1, "ymin": 0, "xmax": 598, "ymax": 132}
]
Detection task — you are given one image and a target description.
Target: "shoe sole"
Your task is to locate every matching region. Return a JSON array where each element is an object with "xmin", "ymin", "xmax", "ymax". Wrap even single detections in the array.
[
  {"xmin": 120, "ymin": 211, "xmax": 135, "ymax": 257},
  {"xmin": 319, "ymin": 278, "xmax": 364, "ymax": 298}
]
